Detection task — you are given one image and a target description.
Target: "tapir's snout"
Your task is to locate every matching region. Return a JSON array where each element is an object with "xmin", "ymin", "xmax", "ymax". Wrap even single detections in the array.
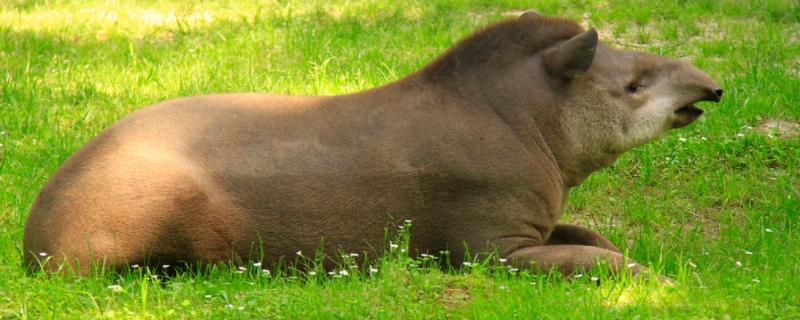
[
  {"xmin": 671, "ymin": 73, "xmax": 722, "ymax": 129},
  {"xmin": 705, "ymin": 87, "xmax": 724, "ymax": 103},
  {"xmin": 712, "ymin": 88, "xmax": 724, "ymax": 101}
]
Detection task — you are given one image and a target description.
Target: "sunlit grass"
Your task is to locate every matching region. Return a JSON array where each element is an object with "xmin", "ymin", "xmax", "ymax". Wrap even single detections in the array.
[{"xmin": 1, "ymin": 0, "xmax": 799, "ymax": 318}]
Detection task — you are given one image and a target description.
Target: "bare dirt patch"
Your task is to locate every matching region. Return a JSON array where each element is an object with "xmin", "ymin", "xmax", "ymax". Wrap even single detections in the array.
[
  {"xmin": 436, "ymin": 285, "xmax": 472, "ymax": 309},
  {"xmin": 758, "ymin": 118, "xmax": 800, "ymax": 139}
]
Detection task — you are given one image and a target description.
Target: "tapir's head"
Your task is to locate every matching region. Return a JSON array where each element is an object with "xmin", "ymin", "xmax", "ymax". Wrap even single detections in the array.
[
  {"xmin": 502, "ymin": 12, "xmax": 722, "ymax": 185},
  {"xmin": 421, "ymin": 11, "xmax": 722, "ymax": 185},
  {"xmin": 543, "ymin": 25, "xmax": 723, "ymax": 155}
]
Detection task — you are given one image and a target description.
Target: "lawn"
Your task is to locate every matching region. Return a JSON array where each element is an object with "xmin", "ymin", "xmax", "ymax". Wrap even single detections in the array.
[{"xmin": 1, "ymin": 0, "xmax": 798, "ymax": 318}]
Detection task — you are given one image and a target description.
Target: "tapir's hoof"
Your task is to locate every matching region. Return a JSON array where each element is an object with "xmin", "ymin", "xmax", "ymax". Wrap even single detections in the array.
[{"xmin": 657, "ymin": 274, "xmax": 677, "ymax": 286}]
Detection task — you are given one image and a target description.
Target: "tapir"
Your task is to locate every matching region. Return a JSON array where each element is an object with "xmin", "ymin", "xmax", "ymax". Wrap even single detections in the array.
[{"xmin": 23, "ymin": 11, "xmax": 722, "ymax": 278}]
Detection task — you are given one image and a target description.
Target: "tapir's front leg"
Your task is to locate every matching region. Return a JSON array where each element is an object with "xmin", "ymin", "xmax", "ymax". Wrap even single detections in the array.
[
  {"xmin": 503, "ymin": 224, "xmax": 670, "ymax": 282},
  {"xmin": 544, "ymin": 223, "xmax": 621, "ymax": 252}
]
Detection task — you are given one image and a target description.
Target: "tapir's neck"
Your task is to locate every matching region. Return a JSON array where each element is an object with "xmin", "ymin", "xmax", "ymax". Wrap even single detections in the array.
[
  {"xmin": 453, "ymin": 67, "xmax": 596, "ymax": 189},
  {"xmin": 553, "ymin": 103, "xmax": 625, "ymax": 187},
  {"xmin": 531, "ymin": 109, "xmax": 602, "ymax": 188},
  {"xmin": 368, "ymin": 68, "xmax": 616, "ymax": 189},
  {"xmin": 478, "ymin": 78, "xmax": 621, "ymax": 188}
]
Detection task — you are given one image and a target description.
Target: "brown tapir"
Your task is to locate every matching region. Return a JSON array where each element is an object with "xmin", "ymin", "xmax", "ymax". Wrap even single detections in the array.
[{"xmin": 23, "ymin": 11, "xmax": 722, "ymax": 278}]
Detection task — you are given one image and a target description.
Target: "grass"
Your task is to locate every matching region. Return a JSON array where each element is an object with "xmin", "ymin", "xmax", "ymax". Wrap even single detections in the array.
[{"xmin": 1, "ymin": 0, "xmax": 798, "ymax": 318}]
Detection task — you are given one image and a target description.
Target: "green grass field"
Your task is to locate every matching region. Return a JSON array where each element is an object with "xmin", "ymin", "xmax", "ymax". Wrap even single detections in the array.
[{"xmin": 1, "ymin": 0, "xmax": 798, "ymax": 318}]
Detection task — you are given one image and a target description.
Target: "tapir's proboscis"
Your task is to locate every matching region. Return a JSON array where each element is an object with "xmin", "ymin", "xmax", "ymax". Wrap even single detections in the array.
[{"xmin": 24, "ymin": 12, "xmax": 722, "ymax": 280}]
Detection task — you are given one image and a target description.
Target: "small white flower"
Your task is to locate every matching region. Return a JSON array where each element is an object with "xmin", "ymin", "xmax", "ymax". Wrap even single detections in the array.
[
  {"xmin": 369, "ymin": 267, "xmax": 379, "ymax": 273},
  {"xmin": 398, "ymin": 225, "xmax": 405, "ymax": 229},
  {"xmin": 499, "ymin": 285, "xmax": 507, "ymax": 290},
  {"xmin": 421, "ymin": 253, "xmax": 430, "ymax": 257},
  {"xmin": 590, "ymin": 277, "xmax": 599, "ymax": 281},
  {"xmin": 224, "ymin": 304, "xmax": 234, "ymax": 308},
  {"xmin": 679, "ymin": 137, "xmax": 687, "ymax": 142},
  {"xmin": 498, "ymin": 258, "xmax": 507, "ymax": 263},
  {"xmin": 390, "ymin": 243, "xmax": 399, "ymax": 249},
  {"xmin": 204, "ymin": 294, "xmax": 212, "ymax": 298},
  {"xmin": 765, "ymin": 228, "xmax": 774, "ymax": 233},
  {"xmin": 131, "ymin": 264, "xmax": 140, "ymax": 268},
  {"xmin": 688, "ymin": 262, "xmax": 697, "ymax": 268},
  {"xmin": 162, "ymin": 264, "xmax": 170, "ymax": 268},
  {"xmin": 735, "ymin": 261, "xmax": 743, "ymax": 267},
  {"xmin": 296, "ymin": 250, "xmax": 303, "ymax": 256},
  {"xmin": 574, "ymin": 274, "xmax": 583, "ymax": 278},
  {"xmin": 737, "ymin": 133, "xmax": 745, "ymax": 137},
  {"xmin": 744, "ymin": 251, "xmax": 753, "ymax": 255},
  {"xmin": 253, "ymin": 262, "xmax": 262, "ymax": 267},
  {"xmin": 530, "ymin": 282, "xmax": 537, "ymax": 285},
  {"xmin": 665, "ymin": 157, "xmax": 671, "ymax": 161},
  {"xmin": 38, "ymin": 252, "xmax": 47, "ymax": 257},
  {"xmin": 509, "ymin": 268, "xmax": 519, "ymax": 272},
  {"xmin": 150, "ymin": 275, "xmax": 159, "ymax": 279},
  {"xmin": 400, "ymin": 248, "xmax": 406, "ymax": 253},
  {"xmin": 349, "ymin": 253, "xmax": 359, "ymax": 257},
  {"xmin": 237, "ymin": 306, "xmax": 245, "ymax": 311},
  {"xmin": 753, "ymin": 279, "xmax": 760, "ymax": 283},
  {"xmin": 339, "ymin": 270, "xmax": 349, "ymax": 276},
  {"xmin": 328, "ymin": 271, "xmax": 336, "ymax": 275},
  {"xmin": 462, "ymin": 262, "xmax": 473, "ymax": 266},
  {"xmin": 107, "ymin": 285, "xmax": 123, "ymax": 291},
  {"xmin": 236, "ymin": 270, "xmax": 244, "ymax": 274},
  {"xmin": 308, "ymin": 271, "xmax": 317, "ymax": 276},
  {"xmin": 701, "ymin": 136, "xmax": 707, "ymax": 141},
  {"xmin": 404, "ymin": 219, "xmax": 412, "ymax": 223},
  {"xmin": 262, "ymin": 269, "xmax": 270, "ymax": 274},
  {"xmin": 627, "ymin": 263, "xmax": 636, "ymax": 268}
]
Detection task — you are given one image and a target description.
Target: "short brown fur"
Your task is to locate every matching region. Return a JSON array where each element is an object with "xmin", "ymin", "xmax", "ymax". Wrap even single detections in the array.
[{"xmin": 24, "ymin": 12, "xmax": 722, "ymax": 280}]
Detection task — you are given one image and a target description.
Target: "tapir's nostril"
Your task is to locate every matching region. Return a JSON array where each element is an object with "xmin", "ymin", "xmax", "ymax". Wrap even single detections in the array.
[{"xmin": 715, "ymin": 88, "xmax": 724, "ymax": 97}]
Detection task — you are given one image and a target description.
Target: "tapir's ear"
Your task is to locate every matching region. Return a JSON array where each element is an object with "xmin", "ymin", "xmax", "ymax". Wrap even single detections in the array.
[
  {"xmin": 543, "ymin": 27, "xmax": 598, "ymax": 81},
  {"xmin": 519, "ymin": 11, "xmax": 541, "ymax": 20}
]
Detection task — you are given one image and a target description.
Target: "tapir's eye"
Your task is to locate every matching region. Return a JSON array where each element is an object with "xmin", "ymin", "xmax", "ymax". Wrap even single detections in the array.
[{"xmin": 627, "ymin": 83, "xmax": 643, "ymax": 93}]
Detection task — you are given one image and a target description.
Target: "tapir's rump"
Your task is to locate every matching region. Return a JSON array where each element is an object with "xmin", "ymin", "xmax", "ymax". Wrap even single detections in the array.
[{"xmin": 24, "ymin": 11, "xmax": 721, "ymax": 278}]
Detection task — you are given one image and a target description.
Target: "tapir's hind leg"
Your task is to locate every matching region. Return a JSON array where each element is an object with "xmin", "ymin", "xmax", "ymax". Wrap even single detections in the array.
[{"xmin": 23, "ymin": 147, "xmax": 239, "ymax": 276}]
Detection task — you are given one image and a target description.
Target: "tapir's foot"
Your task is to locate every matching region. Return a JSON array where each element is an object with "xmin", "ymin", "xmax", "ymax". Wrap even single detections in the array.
[
  {"xmin": 655, "ymin": 274, "xmax": 676, "ymax": 285},
  {"xmin": 511, "ymin": 223, "xmax": 672, "ymax": 283},
  {"xmin": 504, "ymin": 244, "xmax": 672, "ymax": 284},
  {"xmin": 505, "ymin": 244, "xmax": 631, "ymax": 275}
]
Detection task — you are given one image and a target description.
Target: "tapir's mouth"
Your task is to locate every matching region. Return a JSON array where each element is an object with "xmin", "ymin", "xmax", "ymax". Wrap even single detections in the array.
[{"xmin": 672, "ymin": 104, "xmax": 704, "ymax": 128}]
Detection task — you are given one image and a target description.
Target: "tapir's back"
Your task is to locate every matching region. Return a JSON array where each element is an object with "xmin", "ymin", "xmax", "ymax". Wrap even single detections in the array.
[
  {"xmin": 23, "ymin": 93, "xmax": 403, "ymax": 272},
  {"xmin": 22, "ymin": 90, "xmax": 506, "ymax": 273}
]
